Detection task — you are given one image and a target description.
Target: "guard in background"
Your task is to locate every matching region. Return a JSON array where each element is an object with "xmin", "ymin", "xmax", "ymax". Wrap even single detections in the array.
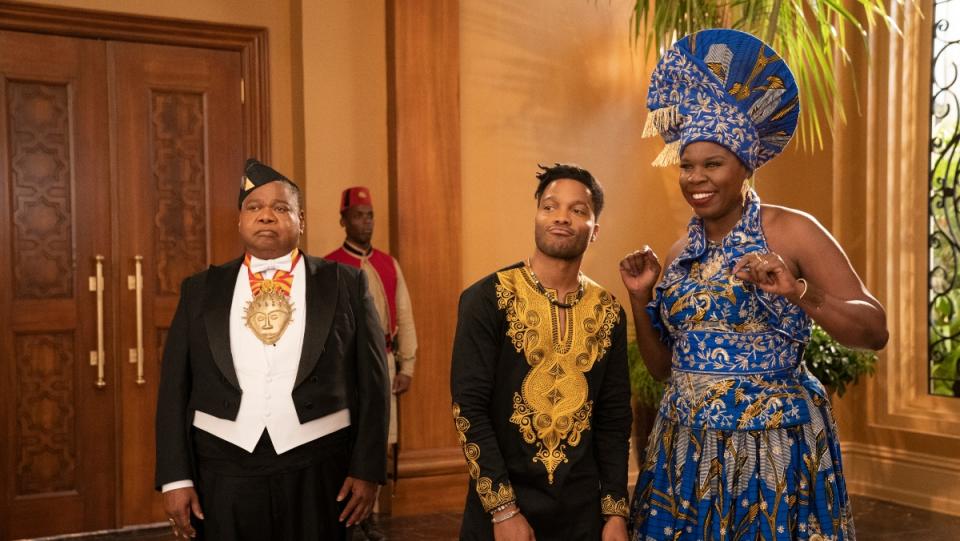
[{"xmin": 326, "ymin": 186, "xmax": 418, "ymax": 539}]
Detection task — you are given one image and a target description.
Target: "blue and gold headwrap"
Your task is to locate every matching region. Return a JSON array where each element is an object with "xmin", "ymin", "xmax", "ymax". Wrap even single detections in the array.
[{"xmin": 643, "ymin": 28, "xmax": 799, "ymax": 171}]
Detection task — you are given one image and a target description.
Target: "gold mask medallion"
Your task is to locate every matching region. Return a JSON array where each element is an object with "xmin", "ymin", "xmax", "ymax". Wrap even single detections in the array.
[{"xmin": 244, "ymin": 288, "xmax": 295, "ymax": 345}]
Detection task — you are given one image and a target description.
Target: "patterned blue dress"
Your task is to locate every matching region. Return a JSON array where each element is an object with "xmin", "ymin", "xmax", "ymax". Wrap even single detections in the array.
[{"xmin": 629, "ymin": 190, "xmax": 855, "ymax": 541}]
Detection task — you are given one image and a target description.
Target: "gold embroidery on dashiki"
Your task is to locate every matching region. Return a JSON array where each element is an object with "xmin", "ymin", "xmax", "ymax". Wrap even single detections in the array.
[
  {"xmin": 495, "ymin": 267, "xmax": 620, "ymax": 484},
  {"xmin": 600, "ymin": 495, "xmax": 629, "ymax": 517},
  {"xmin": 452, "ymin": 403, "xmax": 516, "ymax": 512}
]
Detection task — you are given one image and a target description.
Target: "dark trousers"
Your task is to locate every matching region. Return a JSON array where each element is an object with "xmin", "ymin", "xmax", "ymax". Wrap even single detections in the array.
[
  {"xmin": 459, "ymin": 475, "xmax": 603, "ymax": 541},
  {"xmin": 191, "ymin": 428, "xmax": 352, "ymax": 541}
]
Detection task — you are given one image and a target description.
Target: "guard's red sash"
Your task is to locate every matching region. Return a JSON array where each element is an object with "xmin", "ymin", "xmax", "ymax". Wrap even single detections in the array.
[{"xmin": 324, "ymin": 245, "xmax": 398, "ymax": 336}]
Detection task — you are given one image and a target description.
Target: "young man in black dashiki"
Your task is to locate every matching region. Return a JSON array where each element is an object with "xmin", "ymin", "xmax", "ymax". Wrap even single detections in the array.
[{"xmin": 451, "ymin": 164, "xmax": 632, "ymax": 541}]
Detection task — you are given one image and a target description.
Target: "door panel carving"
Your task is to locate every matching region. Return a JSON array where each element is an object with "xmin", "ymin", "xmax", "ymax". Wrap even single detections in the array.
[
  {"xmin": 152, "ymin": 91, "xmax": 207, "ymax": 296},
  {"xmin": 15, "ymin": 332, "xmax": 77, "ymax": 496},
  {"xmin": 0, "ymin": 30, "xmax": 114, "ymax": 539},
  {"xmin": 113, "ymin": 40, "xmax": 243, "ymax": 526},
  {"xmin": 8, "ymin": 81, "xmax": 73, "ymax": 299}
]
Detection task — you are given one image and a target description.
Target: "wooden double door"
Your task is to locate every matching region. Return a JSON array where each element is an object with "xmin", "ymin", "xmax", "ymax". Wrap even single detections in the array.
[{"xmin": 0, "ymin": 29, "xmax": 248, "ymax": 539}]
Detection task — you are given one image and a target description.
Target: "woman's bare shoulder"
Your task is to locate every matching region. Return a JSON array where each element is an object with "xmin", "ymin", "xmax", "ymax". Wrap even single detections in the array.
[
  {"xmin": 759, "ymin": 203, "xmax": 825, "ymax": 238},
  {"xmin": 663, "ymin": 236, "xmax": 688, "ymax": 267}
]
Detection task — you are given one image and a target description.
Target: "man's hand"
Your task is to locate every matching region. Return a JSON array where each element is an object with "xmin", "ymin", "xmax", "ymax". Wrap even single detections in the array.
[
  {"xmin": 163, "ymin": 487, "xmax": 203, "ymax": 539},
  {"xmin": 392, "ymin": 373, "xmax": 412, "ymax": 395},
  {"xmin": 601, "ymin": 516, "xmax": 628, "ymax": 541},
  {"xmin": 492, "ymin": 505, "xmax": 535, "ymax": 541},
  {"xmin": 337, "ymin": 476, "xmax": 378, "ymax": 527}
]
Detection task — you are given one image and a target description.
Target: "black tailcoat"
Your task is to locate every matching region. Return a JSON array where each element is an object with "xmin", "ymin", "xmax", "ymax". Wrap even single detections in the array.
[{"xmin": 155, "ymin": 254, "xmax": 389, "ymax": 489}]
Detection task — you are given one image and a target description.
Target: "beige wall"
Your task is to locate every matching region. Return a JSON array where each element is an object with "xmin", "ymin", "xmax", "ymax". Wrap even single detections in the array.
[
  {"xmin": 299, "ymin": 0, "xmax": 390, "ymax": 256},
  {"xmin": 460, "ymin": 0, "xmax": 835, "ymax": 306},
  {"xmin": 827, "ymin": 2, "xmax": 960, "ymax": 516},
  {"xmin": 461, "ymin": 0, "xmax": 672, "ymax": 301}
]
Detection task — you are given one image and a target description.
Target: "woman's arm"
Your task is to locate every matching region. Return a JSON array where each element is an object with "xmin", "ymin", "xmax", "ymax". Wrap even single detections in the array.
[
  {"xmin": 619, "ymin": 238, "xmax": 686, "ymax": 380},
  {"xmin": 744, "ymin": 206, "xmax": 888, "ymax": 350}
]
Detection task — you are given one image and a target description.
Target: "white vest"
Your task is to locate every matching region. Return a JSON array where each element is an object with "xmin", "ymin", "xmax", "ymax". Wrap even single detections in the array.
[{"xmin": 192, "ymin": 256, "xmax": 350, "ymax": 454}]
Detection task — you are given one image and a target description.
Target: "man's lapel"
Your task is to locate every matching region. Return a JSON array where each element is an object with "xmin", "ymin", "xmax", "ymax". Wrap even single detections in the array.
[
  {"xmin": 203, "ymin": 257, "xmax": 243, "ymax": 390},
  {"xmin": 294, "ymin": 256, "xmax": 339, "ymax": 387}
]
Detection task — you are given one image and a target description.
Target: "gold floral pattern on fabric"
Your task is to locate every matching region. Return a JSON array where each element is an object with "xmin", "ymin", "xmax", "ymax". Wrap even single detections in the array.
[
  {"xmin": 662, "ymin": 241, "xmax": 773, "ymax": 335},
  {"xmin": 452, "ymin": 403, "xmax": 516, "ymax": 512},
  {"xmin": 664, "ymin": 371, "xmax": 810, "ymax": 430},
  {"xmin": 634, "ymin": 412, "xmax": 853, "ymax": 540},
  {"xmin": 496, "ymin": 267, "xmax": 621, "ymax": 483},
  {"xmin": 692, "ymin": 242, "xmax": 726, "ymax": 280},
  {"xmin": 600, "ymin": 495, "xmax": 629, "ymax": 517}
]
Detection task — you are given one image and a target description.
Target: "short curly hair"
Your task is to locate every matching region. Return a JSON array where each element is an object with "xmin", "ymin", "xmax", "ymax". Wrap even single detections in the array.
[{"xmin": 534, "ymin": 163, "xmax": 604, "ymax": 218}]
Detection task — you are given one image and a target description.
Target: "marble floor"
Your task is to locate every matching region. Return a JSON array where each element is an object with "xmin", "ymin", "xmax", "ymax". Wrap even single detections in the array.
[{"xmin": 26, "ymin": 495, "xmax": 960, "ymax": 540}]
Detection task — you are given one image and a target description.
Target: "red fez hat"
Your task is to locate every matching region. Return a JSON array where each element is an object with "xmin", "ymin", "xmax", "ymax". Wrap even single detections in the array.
[{"xmin": 340, "ymin": 186, "xmax": 373, "ymax": 212}]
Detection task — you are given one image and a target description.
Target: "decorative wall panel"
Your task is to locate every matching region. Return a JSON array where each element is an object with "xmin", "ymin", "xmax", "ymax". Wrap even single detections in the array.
[
  {"xmin": 152, "ymin": 91, "xmax": 207, "ymax": 296},
  {"xmin": 8, "ymin": 82, "xmax": 73, "ymax": 299},
  {"xmin": 15, "ymin": 333, "xmax": 77, "ymax": 495}
]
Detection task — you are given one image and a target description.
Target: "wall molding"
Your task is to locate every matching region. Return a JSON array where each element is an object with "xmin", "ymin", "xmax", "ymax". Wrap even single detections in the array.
[
  {"xmin": 386, "ymin": 0, "xmax": 461, "ymax": 453},
  {"xmin": 398, "ymin": 446, "xmax": 465, "ymax": 478},
  {"xmin": 843, "ymin": 442, "xmax": 960, "ymax": 517}
]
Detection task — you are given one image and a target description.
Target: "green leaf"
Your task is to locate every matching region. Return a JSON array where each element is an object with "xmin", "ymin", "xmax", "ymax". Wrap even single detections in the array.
[
  {"xmin": 627, "ymin": 341, "xmax": 666, "ymax": 408},
  {"xmin": 803, "ymin": 323, "xmax": 878, "ymax": 396}
]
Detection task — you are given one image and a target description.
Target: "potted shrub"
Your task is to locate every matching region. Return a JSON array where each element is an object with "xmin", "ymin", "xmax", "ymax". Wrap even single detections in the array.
[
  {"xmin": 627, "ymin": 341, "xmax": 664, "ymax": 465},
  {"xmin": 803, "ymin": 323, "xmax": 879, "ymax": 397}
]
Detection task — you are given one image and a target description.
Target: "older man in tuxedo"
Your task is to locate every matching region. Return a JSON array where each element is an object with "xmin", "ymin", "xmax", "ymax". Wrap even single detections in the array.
[{"xmin": 155, "ymin": 159, "xmax": 389, "ymax": 540}]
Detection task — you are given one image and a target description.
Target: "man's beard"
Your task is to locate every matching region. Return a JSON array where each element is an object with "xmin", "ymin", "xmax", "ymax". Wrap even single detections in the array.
[
  {"xmin": 534, "ymin": 228, "xmax": 590, "ymax": 260},
  {"xmin": 349, "ymin": 230, "xmax": 372, "ymax": 245}
]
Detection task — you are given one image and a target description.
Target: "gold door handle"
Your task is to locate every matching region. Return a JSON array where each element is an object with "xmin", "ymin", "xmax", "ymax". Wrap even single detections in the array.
[
  {"xmin": 88, "ymin": 255, "xmax": 106, "ymax": 388},
  {"xmin": 128, "ymin": 255, "xmax": 145, "ymax": 385}
]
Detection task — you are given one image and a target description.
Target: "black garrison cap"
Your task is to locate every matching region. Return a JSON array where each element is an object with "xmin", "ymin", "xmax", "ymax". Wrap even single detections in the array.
[{"xmin": 238, "ymin": 158, "xmax": 293, "ymax": 208}]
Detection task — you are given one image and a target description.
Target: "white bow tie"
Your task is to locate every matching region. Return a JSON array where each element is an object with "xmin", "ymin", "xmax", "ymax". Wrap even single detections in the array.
[{"xmin": 248, "ymin": 253, "xmax": 293, "ymax": 274}]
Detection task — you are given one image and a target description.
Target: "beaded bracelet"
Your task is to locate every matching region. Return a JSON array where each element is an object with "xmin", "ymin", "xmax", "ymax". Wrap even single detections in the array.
[
  {"xmin": 489, "ymin": 501, "xmax": 516, "ymax": 515},
  {"xmin": 491, "ymin": 507, "xmax": 521, "ymax": 524}
]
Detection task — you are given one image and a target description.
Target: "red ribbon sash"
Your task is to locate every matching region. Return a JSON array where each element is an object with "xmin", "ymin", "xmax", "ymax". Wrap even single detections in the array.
[{"xmin": 244, "ymin": 250, "xmax": 302, "ymax": 296}]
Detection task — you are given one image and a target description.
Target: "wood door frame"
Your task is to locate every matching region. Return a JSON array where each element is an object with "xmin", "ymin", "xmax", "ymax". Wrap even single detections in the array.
[
  {"xmin": 0, "ymin": 2, "xmax": 270, "ymax": 535},
  {"xmin": 0, "ymin": 0, "xmax": 270, "ymax": 161}
]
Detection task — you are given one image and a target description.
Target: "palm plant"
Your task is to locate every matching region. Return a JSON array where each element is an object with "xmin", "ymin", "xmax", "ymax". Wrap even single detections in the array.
[{"xmin": 631, "ymin": 0, "xmax": 899, "ymax": 149}]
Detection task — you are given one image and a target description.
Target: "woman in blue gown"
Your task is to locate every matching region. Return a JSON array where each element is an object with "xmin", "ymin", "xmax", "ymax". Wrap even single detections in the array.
[{"xmin": 620, "ymin": 29, "xmax": 888, "ymax": 541}]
